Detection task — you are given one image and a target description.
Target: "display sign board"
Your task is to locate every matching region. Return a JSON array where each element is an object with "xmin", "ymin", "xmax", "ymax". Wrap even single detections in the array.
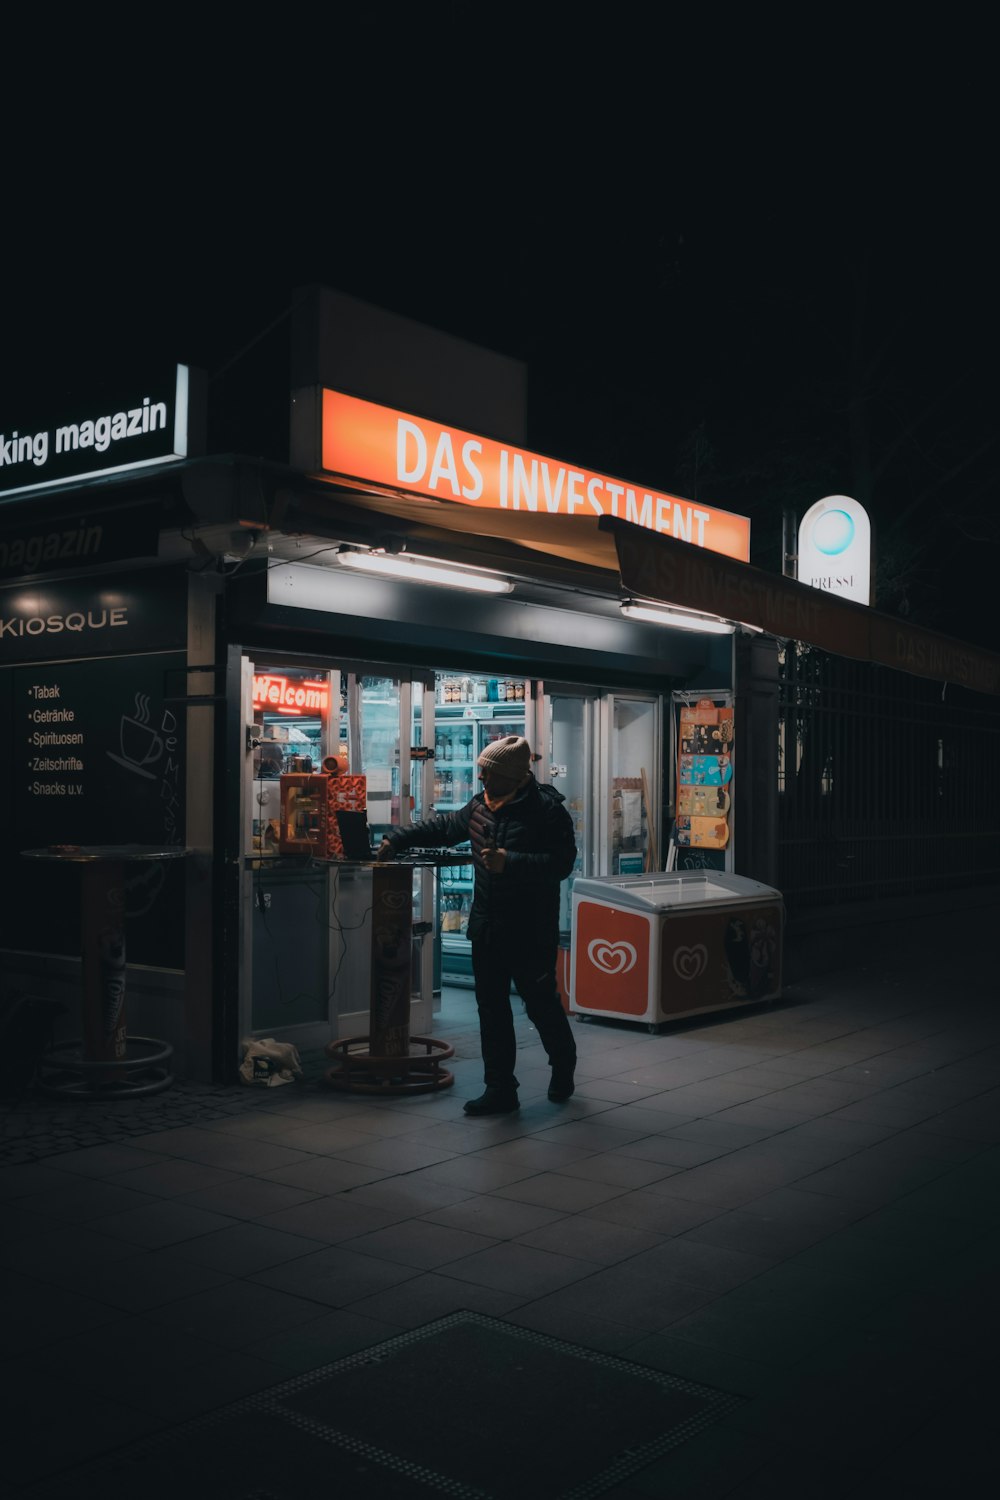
[
  {"xmin": 0, "ymin": 651, "xmax": 187, "ymax": 965},
  {"xmin": 0, "ymin": 569, "xmax": 187, "ymax": 663},
  {"xmin": 0, "ymin": 365, "xmax": 204, "ymax": 500},
  {"xmin": 797, "ymin": 495, "xmax": 873, "ymax": 605},
  {"xmin": 0, "ymin": 504, "xmax": 162, "ymax": 583},
  {"xmin": 319, "ymin": 389, "xmax": 751, "ymax": 562},
  {"xmin": 672, "ymin": 694, "xmax": 733, "ymax": 873}
]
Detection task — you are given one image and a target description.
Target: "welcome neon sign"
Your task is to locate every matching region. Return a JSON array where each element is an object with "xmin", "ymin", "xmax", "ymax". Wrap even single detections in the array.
[{"xmin": 252, "ymin": 674, "xmax": 329, "ymax": 715}]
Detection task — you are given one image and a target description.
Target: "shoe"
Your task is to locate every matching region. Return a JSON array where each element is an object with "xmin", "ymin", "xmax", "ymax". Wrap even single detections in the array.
[
  {"xmin": 548, "ymin": 1068, "xmax": 575, "ymax": 1102},
  {"xmin": 464, "ymin": 1088, "xmax": 519, "ymax": 1116}
]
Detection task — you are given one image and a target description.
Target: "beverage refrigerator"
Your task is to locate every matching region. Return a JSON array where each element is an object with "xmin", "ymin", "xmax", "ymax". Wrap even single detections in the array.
[
  {"xmin": 432, "ymin": 674, "xmax": 526, "ymax": 980},
  {"xmin": 430, "ymin": 676, "xmax": 664, "ymax": 987}
]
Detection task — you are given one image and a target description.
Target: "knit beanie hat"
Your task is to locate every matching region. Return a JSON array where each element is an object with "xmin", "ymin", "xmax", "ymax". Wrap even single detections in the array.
[{"xmin": 477, "ymin": 734, "xmax": 531, "ymax": 782}]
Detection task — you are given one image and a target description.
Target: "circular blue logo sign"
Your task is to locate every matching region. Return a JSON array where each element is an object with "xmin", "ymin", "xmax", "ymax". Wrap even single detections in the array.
[{"xmin": 813, "ymin": 509, "xmax": 855, "ymax": 556}]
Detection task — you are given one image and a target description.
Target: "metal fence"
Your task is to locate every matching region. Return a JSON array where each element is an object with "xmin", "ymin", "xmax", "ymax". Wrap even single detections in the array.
[{"xmin": 777, "ymin": 645, "xmax": 1000, "ymax": 910}]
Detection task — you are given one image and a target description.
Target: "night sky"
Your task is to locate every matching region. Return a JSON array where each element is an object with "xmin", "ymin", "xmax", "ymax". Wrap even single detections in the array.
[{"xmin": 3, "ymin": 21, "xmax": 997, "ymax": 651}]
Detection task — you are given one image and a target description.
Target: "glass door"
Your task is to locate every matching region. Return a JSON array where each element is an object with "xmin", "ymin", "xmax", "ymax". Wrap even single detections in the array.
[
  {"xmin": 353, "ymin": 671, "xmax": 435, "ymax": 1033},
  {"xmin": 241, "ymin": 660, "xmax": 337, "ymax": 1041},
  {"xmin": 354, "ymin": 674, "xmax": 402, "ymax": 838},
  {"xmin": 408, "ymin": 673, "xmax": 437, "ymax": 1010},
  {"xmin": 538, "ymin": 684, "xmax": 663, "ymax": 887},
  {"xmin": 535, "ymin": 684, "xmax": 599, "ymax": 938},
  {"xmin": 602, "ymin": 692, "xmax": 662, "ymax": 874}
]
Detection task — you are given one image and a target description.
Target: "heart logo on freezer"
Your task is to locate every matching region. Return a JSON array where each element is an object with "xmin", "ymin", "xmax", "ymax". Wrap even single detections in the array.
[
  {"xmin": 588, "ymin": 939, "xmax": 637, "ymax": 975},
  {"xmin": 673, "ymin": 944, "xmax": 708, "ymax": 980}
]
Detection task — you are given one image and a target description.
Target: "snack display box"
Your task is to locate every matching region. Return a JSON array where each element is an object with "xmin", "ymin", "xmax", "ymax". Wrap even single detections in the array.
[{"xmin": 278, "ymin": 772, "xmax": 367, "ymax": 857}]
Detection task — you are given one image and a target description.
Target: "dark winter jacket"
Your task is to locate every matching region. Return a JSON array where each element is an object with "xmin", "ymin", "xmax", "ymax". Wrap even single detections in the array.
[{"xmin": 386, "ymin": 775, "xmax": 576, "ymax": 948}]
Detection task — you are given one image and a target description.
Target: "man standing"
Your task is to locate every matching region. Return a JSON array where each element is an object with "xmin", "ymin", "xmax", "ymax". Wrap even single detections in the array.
[{"xmin": 378, "ymin": 735, "xmax": 577, "ymax": 1115}]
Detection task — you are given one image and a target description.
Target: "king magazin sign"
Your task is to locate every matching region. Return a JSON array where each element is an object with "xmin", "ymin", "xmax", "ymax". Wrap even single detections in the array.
[{"xmin": 0, "ymin": 365, "xmax": 204, "ymax": 500}]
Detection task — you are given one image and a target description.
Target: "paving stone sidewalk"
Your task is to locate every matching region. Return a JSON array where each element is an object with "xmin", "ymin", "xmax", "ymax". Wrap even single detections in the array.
[{"xmin": 0, "ymin": 1049, "xmax": 336, "ymax": 1165}]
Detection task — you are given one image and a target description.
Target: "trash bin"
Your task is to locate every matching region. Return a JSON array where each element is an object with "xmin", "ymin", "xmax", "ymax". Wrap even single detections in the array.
[{"xmin": 570, "ymin": 872, "xmax": 783, "ymax": 1030}]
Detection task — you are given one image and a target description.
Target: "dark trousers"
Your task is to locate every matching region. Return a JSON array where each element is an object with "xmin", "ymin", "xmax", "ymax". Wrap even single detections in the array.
[{"xmin": 470, "ymin": 932, "xmax": 577, "ymax": 1092}]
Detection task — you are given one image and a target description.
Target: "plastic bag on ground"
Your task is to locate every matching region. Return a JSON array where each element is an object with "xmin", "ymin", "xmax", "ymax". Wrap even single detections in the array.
[{"xmin": 238, "ymin": 1036, "xmax": 303, "ymax": 1087}]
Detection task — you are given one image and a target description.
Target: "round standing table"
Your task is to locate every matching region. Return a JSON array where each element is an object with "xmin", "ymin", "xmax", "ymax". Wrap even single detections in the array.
[
  {"xmin": 322, "ymin": 855, "xmax": 469, "ymax": 1096},
  {"xmin": 21, "ymin": 844, "xmax": 189, "ymax": 1099}
]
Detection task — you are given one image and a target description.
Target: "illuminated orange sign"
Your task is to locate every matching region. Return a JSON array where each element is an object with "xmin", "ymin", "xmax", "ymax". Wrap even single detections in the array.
[
  {"xmin": 252, "ymin": 675, "xmax": 329, "ymax": 715},
  {"xmin": 320, "ymin": 390, "xmax": 751, "ymax": 562}
]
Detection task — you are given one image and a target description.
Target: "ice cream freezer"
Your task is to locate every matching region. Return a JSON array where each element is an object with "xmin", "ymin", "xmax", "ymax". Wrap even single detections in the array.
[{"xmin": 570, "ymin": 872, "xmax": 783, "ymax": 1029}]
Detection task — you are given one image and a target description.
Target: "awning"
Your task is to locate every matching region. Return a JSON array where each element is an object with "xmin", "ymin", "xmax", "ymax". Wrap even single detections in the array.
[
  {"xmin": 265, "ymin": 477, "xmax": 1000, "ymax": 696},
  {"xmin": 602, "ymin": 516, "xmax": 1000, "ymax": 698},
  {"xmin": 271, "ymin": 478, "xmax": 623, "ymax": 583}
]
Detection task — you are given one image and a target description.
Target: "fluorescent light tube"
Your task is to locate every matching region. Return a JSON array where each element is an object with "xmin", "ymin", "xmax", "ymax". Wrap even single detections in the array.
[
  {"xmin": 620, "ymin": 600, "xmax": 735, "ymax": 634},
  {"xmin": 335, "ymin": 550, "xmax": 513, "ymax": 594}
]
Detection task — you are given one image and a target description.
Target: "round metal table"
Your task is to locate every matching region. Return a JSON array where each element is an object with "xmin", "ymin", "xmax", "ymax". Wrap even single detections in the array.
[
  {"xmin": 21, "ymin": 844, "xmax": 189, "ymax": 1099},
  {"xmin": 319, "ymin": 853, "xmax": 470, "ymax": 1096}
]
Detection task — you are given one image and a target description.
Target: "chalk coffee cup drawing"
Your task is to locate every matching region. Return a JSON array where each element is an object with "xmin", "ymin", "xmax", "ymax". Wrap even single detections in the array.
[{"xmin": 108, "ymin": 693, "xmax": 164, "ymax": 779}]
